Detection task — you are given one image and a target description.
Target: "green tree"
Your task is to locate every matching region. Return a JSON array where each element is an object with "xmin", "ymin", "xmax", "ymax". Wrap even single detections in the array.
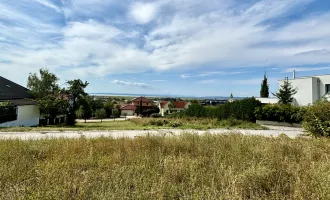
[
  {"xmin": 66, "ymin": 79, "xmax": 89, "ymax": 125},
  {"xmin": 168, "ymin": 102, "xmax": 176, "ymax": 113},
  {"xmin": 95, "ymin": 108, "xmax": 107, "ymax": 122},
  {"xmin": 27, "ymin": 69, "xmax": 67, "ymax": 121},
  {"xmin": 104, "ymin": 101, "xmax": 114, "ymax": 118},
  {"xmin": 260, "ymin": 73, "xmax": 269, "ymax": 98},
  {"xmin": 112, "ymin": 108, "xmax": 120, "ymax": 119},
  {"xmin": 273, "ymin": 78, "xmax": 298, "ymax": 104},
  {"xmin": 27, "ymin": 69, "xmax": 60, "ymax": 99},
  {"xmin": 76, "ymin": 106, "xmax": 85, "ymax": 121}
]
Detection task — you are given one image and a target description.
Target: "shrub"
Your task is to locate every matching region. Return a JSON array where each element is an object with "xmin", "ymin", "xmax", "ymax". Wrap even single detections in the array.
[
  {"xmin": 168, "ymin": 111, "xmax": 186, "ymax": 118},
  {"xmin": 169, "ymin": 121, "xmax": 183, "ymax": 128},
  {"xmin": 255, "ymin": 104, "xmax": 305, "ymax": 123},
  {"xmin": 303, "ymin": 99, "xmax": 330, "ymax": 137},
  {"xmin": 149, "ymin": 119, "xmax": 164, "ymax": 126},
  {"xmin": 218, "ymin": 98, "xmax": 262, "ymax": 122},
  {"xmin": 185, "ymin": 104, "xmax": 207, "ymax": 117},
  {"xmin": 150, "ymin": 113, "xmax": 162, "ymax": 118}
]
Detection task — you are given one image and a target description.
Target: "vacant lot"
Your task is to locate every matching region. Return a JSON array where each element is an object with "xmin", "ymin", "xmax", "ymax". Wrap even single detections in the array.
[
  {"xmin": 0, "ymin": 118, "xmax": 265, "ymax": 132},
  {"xmin": 0, "ymin": 134, "xmax": 330, "ymax": 199}
]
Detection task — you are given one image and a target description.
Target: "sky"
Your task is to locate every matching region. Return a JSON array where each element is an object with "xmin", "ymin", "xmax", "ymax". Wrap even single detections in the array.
[{"xmin": 1, "ymin": 0, "xmax": 330, "ymax": 97}]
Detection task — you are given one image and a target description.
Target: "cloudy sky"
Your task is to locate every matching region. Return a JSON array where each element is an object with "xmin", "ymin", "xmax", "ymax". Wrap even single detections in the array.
[{"xmin": 1, "ymin": 0, "xmax": 330, "ymax": 97}]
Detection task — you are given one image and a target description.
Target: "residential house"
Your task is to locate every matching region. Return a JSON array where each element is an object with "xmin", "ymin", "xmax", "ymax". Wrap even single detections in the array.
[
  {"xmin": 159, "ymin": 101, "xmax": 191, "ymax": 116},
  {"xmin": 278, "ymin": 72, "xmax": 330, "ymax": 106},
  {"xmin": 119, "ymin": 96, "xmax": 157, "ymax": 116},
  {"xmin": 257, "ymin": 71, "xmax": 330, "ymax": 106},
  {"xmin": 120, "ymin": 104, "xmax": 137, "ymax": 116},
  {"xmin": 0, "ymin": 76, "xmax": 40, "ymax": 127}
]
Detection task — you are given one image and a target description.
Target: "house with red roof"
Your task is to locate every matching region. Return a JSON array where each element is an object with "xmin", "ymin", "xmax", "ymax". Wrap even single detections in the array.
[
  {"xmin": 158, "ymin": 100, "xmax": 191, "ymax": 116},
  {"xmin": 120, "ymin": 96, "xmax": 156, "ymax": 116},
  {"xmin": 120, "ymin": 104, "xmax": 137, "ymax": 116}
]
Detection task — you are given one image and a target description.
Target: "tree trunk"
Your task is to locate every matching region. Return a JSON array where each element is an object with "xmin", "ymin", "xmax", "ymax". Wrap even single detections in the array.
[{"xmin": 84, "ymin": 118, "xmax": 86, "ymax": 123}]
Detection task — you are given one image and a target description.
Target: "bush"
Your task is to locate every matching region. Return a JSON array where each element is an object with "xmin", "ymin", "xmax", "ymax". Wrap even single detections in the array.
[
  {"xmin": 150, "ymin": 113, "xmax": 162, "ymax": 118},
  {"xmin": 255, "ymin": 104, "xmax": 305, "ymax": 123},
  {"xmin": 149, "ymin": 119, "xmax": 164, "ymax": 126},
  {"xmin": 169, "ymin": 121, "xmax": 183, "ymax": 128},
  {"xmin": 303, "ymin": 99, "xmax": 330, "ymax": 137},
  {"xmin": 185, "ymin": 104, "xmax": 207, "ymax": 117}
]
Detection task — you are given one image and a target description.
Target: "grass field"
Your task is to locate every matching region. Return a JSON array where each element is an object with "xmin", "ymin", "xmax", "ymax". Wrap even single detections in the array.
[
  {"xmin": 0, "ymin": 134, "xmax": 330, "ymax": 199},
  {"xmin": 0, "ymin": 118, "xmax": 266, "ymax": 132}
]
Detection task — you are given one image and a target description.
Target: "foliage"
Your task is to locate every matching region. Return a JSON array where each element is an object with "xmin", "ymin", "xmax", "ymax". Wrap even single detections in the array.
[
  {"xmin": 260, "ymin": 73, "xmax": 269, "ymax": 98},
  {"xmin": 95, "ymin": 108, "xmax": 107, "ymax": 122},
  {"xmin": 0, "ymin": 101, "xmax": 12, "ymax": 107},
  {"xmin": 303, "ymin": 99, "xmax": 330, "ymax": 137},
  {"xmin": 104, "ymin": 101, "xmax": 114, "ymax": 118},
  {"xmin": 169, "ymin": 98, "xmax": 261, "ymax": 122},
  {"xmin": 112, "ymin": 108, "xmax": 120, "ymax": 118},
  {"xmin": 66, "ymin": 79, "xmax": 89, "ymax": 125},
  {"xmin": 27, "ymin": 69, "xmax": 67, "ymax": 119},
  {"xmin": 273, "ymin": 78, "xmax": 298, "ymax": 104},
  {"xmin": 190, "ymin": 99, "xmax": 199, "ymax": 104},
  {"xmin": 150, "ymin": 113, "xmax": 162, "ymax": 118},
  {"xmin": 185, "ymin": 104, "xmax": 207, "ymax": 117},
  {"xmin": 255, "ymin": 104, "xmax": 306, "ymax": 123},
  {"xmin": 1, "ymin": 135, "xmax": 330, "ymax": 199},
  {"xmin": 218, "ymin": 98, "xmax": 262, "ymax": 122},
  {"xmin": 75, "ymin": 106, "xmax": 85, "ymax": 121},
  {"xmin": 27, "ymin": 69, "xmax": 60, "ymax": 99}
]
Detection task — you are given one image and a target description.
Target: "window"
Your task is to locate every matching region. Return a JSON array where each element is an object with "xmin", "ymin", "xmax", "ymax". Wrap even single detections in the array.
[{"xmin": 326, "ymin": 84, "xmax": 330, "ymax": 94}]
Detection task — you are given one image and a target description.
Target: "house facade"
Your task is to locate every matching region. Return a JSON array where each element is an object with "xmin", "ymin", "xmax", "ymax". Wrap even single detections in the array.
[
  {"xmin": 120, "ymin": 104, "xmax": 137, "ymax": 116},
  {"xmin": 278, "ymin": 73, "xmax": 330, "ymax": 106},
  {"xmin": 0, "ymin": 76, "xmax": 40, "ymax": 127},
  {"xmin": 159, "ymin": 101, "xmax": 191, "ymax": 116}
]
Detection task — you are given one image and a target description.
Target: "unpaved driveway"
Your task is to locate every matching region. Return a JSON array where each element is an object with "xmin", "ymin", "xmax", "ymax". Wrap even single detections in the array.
[{"xmin": 0, "ymin": 126, "xmax": 305, "ymax": 140}]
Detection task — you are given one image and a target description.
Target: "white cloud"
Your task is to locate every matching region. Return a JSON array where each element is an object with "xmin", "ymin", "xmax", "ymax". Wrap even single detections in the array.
[
  {"xmin": 180, "ymin": 71, "xmax": 245, "ymax": 78},
  {"xmin": 111, "ymin": 80, "xmax": 153, "ymax": 89},
  {"xmin": 129, "ymin": 2, "xmax": 160, "ymax": 24},
  {"xmin": 33, "ymin": 0, "xmax": 62, "ymax": 13},
  {"xmin": 283, "ymin": 66, "xmax": 330, "ymax": 73}
]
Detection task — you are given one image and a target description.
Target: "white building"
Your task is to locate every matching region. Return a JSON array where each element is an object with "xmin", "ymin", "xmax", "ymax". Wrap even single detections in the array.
[
  {"xmin": 278, "ymin": 72, "xmax": 330, "ymax": 106},
  {"xmin": 0, "ymin": 76, "xmax": 40, "ymax": 127},
  {"xmin": 0, "ymin": 100, "xmax": 40, "ymax": 127}
]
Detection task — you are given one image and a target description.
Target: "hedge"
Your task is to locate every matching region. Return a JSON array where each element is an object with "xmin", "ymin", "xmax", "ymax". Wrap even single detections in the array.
[{"xmin": 255, "ymin": 104, "xmax": 306, "ymax": 124}]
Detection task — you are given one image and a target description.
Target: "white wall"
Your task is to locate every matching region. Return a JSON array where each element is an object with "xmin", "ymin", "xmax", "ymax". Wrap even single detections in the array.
[
  {"xmin": 0, "ymin": 105, "xmax": 40, "ymax": 127},
  {"xmin": 121, "ymin": 110, "xmax": 134, "ymax": 116},
  {"xmin": 314, "ymin": 75, "xmax": 330, "ymax": 97},
  {"xmin": 281, "ymin": 78, "xmax": 313, "ymax": 106}
]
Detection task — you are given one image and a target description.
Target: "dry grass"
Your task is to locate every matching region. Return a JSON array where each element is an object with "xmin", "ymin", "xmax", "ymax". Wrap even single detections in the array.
[
  {"xmin": 0, "ymin": 134, "xmax": 330, "ymax": 199},
  {"xmin": 0, "ymin": 118, "xmax": 266, "ymax": 132}
]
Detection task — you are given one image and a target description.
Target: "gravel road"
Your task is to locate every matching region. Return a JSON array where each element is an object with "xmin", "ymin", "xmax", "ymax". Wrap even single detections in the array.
[{"xmin": 0, "ymin": 126, "xmax": 306, "ymax": 140}]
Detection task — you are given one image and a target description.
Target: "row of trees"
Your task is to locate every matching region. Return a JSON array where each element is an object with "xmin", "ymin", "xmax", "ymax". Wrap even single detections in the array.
[{"xmin": 27, "ymin": 69, "xmax": 118, "ymax": 124}]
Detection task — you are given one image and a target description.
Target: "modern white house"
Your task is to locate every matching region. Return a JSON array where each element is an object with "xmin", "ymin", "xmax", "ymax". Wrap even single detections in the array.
[
  {"xmin": 278, "ymin": 72, "xmax": 330, "ymax": 106},
  {"xmin": 0, "ymin": 76, "xmax": 40, "ymax": 127}
]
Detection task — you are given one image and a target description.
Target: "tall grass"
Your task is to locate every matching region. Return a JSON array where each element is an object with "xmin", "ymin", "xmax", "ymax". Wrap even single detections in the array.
[
  {"xmin": 1, "ymin": 134, "xmax": 330, "ymax": 199},
  {"xmin": 0, "ymin": 118, "xmax": 265, "ymax": 132}
]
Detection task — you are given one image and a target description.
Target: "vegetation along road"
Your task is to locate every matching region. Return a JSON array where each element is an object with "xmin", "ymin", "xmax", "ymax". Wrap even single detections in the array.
[{"xmin": 0, "ymin": 126, "xmax": 304, "ymax": 140}]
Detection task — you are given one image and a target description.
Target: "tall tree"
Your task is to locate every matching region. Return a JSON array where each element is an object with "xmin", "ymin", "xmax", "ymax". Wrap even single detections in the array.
[
  {"xmin": 260, "ymin": 73, "xmax": 269, "ymax": 97},
  {"xmin": 95, "ymin": 108, "xmax": 106, "ymax": 122},
  {"xmin": 66, "ymin": 79, "xmax": 89, "ymax": 125},
  {"xmin": 27, "ymin": 69, "xmax": 67, "ymax": 120},
  {"xmin": 27, "ymin": 69, "xmax": 60, "ymax": 99},
  {"xmin": 272, "ymin": 78, "xmax": 298, "ymax": 104}
]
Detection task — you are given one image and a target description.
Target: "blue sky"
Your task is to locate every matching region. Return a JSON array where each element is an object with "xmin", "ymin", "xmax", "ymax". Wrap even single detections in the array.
[{"xmin": 1, "ymin": 0, "xmax": 330, "ymax": 97}]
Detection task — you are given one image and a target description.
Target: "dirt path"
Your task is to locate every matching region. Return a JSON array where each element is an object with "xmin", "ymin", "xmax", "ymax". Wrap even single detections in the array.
[{"xmin": 0, "ymin": 126, "xmax": 305, "ymax": 140}]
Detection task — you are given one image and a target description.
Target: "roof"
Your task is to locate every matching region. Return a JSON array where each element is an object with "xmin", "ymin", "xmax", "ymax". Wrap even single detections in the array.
[
  {"xmin": 0, "ymin": 99, "xmax": 38, "ymax": 106},
  {"xmin": 0, "ymin": 76, "xmax": 33, "ymax": 100},
  {"xmin": 120, "ymin": 104, "xmax": 137, "ymax": 110},
  {"xmin": 174, "ymin": 101, "xmax": 189, "ymax": 109},
  {"xmin": 132, "ymin": 96, "xmax": 152, "ymax": 103},
  {"xmin": 279, "ymin": 73, "xmax": 330, "ymax": 81},
  {"xmin": 160, "ymin": 101, "xmax": 169, "ymax": 108}
]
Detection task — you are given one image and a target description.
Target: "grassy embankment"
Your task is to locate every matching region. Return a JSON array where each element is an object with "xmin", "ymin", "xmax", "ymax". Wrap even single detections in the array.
[
  {"xmin": 0, "ymin": 118, "xmax": 265, "ymax": 132},
  {"xmin": 0, "ymin": 134, "xmax": 330, "ymax": 199}
]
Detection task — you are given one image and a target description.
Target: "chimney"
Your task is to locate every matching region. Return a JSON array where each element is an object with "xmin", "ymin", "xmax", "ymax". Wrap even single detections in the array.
[{"xmin": 293, "ymin": 70, "xmax": 296, "ymax": 79}]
